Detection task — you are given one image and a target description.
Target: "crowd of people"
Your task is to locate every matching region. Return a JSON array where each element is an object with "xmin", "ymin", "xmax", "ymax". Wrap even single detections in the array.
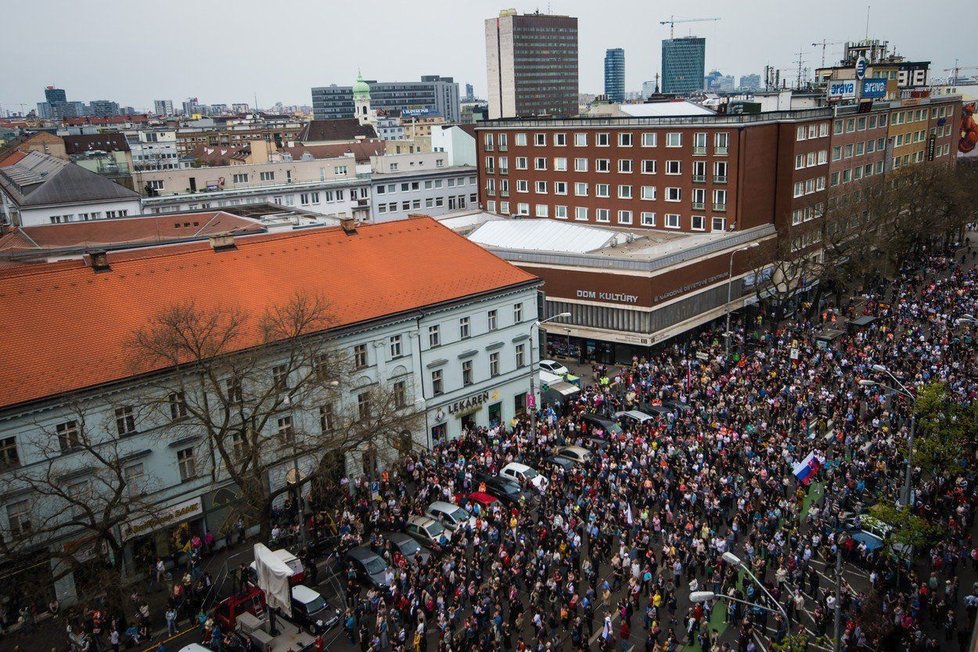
[{"xmin": 315, "ymin": 239, "xmax": 978, "ymax": 652}]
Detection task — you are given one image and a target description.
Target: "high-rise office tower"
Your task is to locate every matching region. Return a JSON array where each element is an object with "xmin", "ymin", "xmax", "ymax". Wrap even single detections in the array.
[
  {"xmin": 44, "ymin": 86, "xmax": 67, "ymax": 105},
  {"xmin": 661, "ymin": 37, "xmax": 706, "ymax": 95},
  {"xmin": 604, "ymin": 48, "xmax": 625, "ymax": 103},
  {"xmin": 485, "ymin": 10, "xmax": 579, "ymax": 119},
  {"xmin": 154, "ymin": 100, "xmax": 174, "ymax": 116}
]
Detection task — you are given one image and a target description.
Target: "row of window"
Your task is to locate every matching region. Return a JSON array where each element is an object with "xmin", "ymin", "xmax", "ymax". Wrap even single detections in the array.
[
  {"xmin": 488, "ymin": 179, "xmax": 728, "ymax": 207},
  {"xmin": 375, "ymin": 177, "xmax": 476, "ymax": 194},
  {"xmin": 430, "ymin": 344, "xmax": 526, "ymax": 395},
  {"xmin": 791, "ymin": 203, "xmax": 826, "ymax": 226},
  {"xmin": 49, "ymin": 209, "xmax": 128, "ymax": 224},
  {"xmin": 832, "ymin": 138, "xmax": 886, "ymax": 161},
  {"xmin": 485, "ymin": 156, "xmax": 728, "ymax": 179},
  {"xmin": 484, "ymin": 131, "xmax": 730, "ymax": 152},
  {"xmin": 831, "ymin": 161, "xmax": 886, "ymax": 186},
  {"xmin": 792, "ymin": 177, "xmax": 828, "ymax": 198},
  {"xmin": 230, "ymin": 167, "xmax": 349, "ymax": 184},
  {"xmin": 351, "ymin": 305, "xmax": 525, "ymax": 369},
  {"xmin": 795, "ymin": 122, "xmax": 832, "ymax": 141},
  {"xmin": 377, "ymin": 194, "xmax": 477, "ymax": 214},
  {"xmin": 794, "ymin": 150, "xmax": 829, "ymax": 170},
  {"xmin": 484, "ymin": 201, "xmax": 726, "ymax": 231},
  {"xmin": 833, "ymin": 114, "xmax": 888, "ymax": 135}
]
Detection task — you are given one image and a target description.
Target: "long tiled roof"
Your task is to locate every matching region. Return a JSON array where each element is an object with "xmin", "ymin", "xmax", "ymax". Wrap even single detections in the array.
[{"xmin": 0, "ymin": 217, "xmax": 538, "ymax": 410}]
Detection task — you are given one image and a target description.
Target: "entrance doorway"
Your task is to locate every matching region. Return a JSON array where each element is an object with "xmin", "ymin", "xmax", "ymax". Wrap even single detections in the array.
[
  {"xmin": 431, "ymin": 423, "xmax": 447, "ymax": 445},
  {"xmin": 460, "ymin": 413, "xmax": 477, "ymax": 433}
]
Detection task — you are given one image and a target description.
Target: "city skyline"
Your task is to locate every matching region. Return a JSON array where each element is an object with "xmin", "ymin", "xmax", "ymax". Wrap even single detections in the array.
[{"xmin": 0, "ymin": 0, "xmax": 972, "ymax": 112}]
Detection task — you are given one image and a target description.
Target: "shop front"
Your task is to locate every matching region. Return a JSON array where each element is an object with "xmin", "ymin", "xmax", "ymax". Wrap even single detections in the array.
[
  {"xmin": 122, "ymin": 496, "xmax": 206, "ymax": 571},
  {"xmin": 427, "ymin": 376, "xmax": 533, "ymax": 442}
]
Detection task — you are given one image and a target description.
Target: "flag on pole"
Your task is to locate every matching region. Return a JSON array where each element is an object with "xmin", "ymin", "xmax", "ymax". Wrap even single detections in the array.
[{"xmin": 793, "ymin": 451, "xmax": 824, "ymax": 485}]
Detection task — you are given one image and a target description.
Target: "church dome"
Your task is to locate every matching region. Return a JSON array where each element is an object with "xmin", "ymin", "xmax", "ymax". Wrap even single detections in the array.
[{"xmin": 353, "ymin": 73, "xmax": 370, "ymax": 99}]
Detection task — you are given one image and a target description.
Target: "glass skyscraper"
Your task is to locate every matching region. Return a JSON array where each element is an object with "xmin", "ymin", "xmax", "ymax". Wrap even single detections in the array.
[
  {"xmin": 604, "ymin": 48, "xmax": 625, "ymax": 103},
  {"xmin": 661, "ymin": 37, "xmax": 706, "ymax": 95}
]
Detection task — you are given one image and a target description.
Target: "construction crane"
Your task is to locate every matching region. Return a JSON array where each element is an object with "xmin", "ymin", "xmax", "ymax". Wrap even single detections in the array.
[
  {"xmin": 660, "ymin": 16, "xmax": 720, "ymax": 40},
  {"xmin": 945, "ymin": 60, "xmax": 978, "ymax": 84},
  {"xmin": 811, "ymin": 40, "xmax": 846, "ymax": 68}
]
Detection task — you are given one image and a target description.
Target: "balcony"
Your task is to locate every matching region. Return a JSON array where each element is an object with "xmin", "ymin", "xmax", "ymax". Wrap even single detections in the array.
[
  {"xmin": 715, "ymin": 146, "xmax": 729, "ymax": 155},
  {"xmin": 691, "ymin": 201, "xmax": 705, "ymax": 210},
  {"xmin": 499, "ymin": 168, "xmax": 509, "ymax": 175},
  {"xmin": 713, "ymin": 203, "xmax": 727, "ymax": 212},
  {"xmin": 500, "ymin": 190, "xmax": 509, "ymax": 197},
  {"xmin": 693, "ymin": 146, "xmax": 707, "ymax": 156},
  {"xmin": 713, "ymin": 175, "xmax": 727, "ymax": 184},
  {"xmin": 692, "ymin": 174, "xmax": 706, "ymax": 183}
]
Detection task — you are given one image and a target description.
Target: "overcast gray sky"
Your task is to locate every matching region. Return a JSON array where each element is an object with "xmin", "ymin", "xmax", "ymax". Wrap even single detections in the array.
[{"xmin": 0, "ymin": 0, "xmax": 970, "ymax": 112}]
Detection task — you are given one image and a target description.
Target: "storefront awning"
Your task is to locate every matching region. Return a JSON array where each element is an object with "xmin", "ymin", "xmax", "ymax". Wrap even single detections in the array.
[{"xmin": 548, "ymin": 381, "xmax": 580, "ymax": 397}]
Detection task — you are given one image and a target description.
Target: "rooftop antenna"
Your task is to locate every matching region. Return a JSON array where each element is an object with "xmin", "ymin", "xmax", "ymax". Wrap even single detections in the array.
[
  {"xmin": 793, "ymin": 49, "xmax": 806, "ymax": 89},
  {"xmin": 865, "ymin": 5, "xmax": 871, "ymax": 39}
]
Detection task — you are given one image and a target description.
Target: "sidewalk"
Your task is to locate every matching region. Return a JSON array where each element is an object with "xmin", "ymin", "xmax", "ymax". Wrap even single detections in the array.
[{"xmin": 3, "ymin": 537, "xmax": 259, "ymax": 652}]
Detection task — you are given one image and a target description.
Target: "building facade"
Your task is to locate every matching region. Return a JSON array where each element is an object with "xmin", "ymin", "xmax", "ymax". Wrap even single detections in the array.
[
  {"xmin": 662, "ymin": 37, "xmax": 706, "ymax": 95},
  {"xmin": 135, "ymin": 157, "xmax": 370, "ymax": 220},
  {"xmin": 485, "ymin": 11, "xmax": 579, "ymax": 119},
  {"xmin": 312, "ymin": 76, "xmax": 460, "ymax": 123},
  {"xmin": 0, "ymin": 218, "xmax": 540, "ymax": 607},
  {"xmin": 604, "ymin": 49, "xmax": 626, "ymax": 103},
  {"xmin": 154, "ymin": 100, "xmax": 174, "ymax": 116},
  {"xmin": 372, "ymin": 166, "xmax": 479, "ymax": 222}
]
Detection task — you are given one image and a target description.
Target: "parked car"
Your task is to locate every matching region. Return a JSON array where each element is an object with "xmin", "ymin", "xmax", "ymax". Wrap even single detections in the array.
[
  {"xmin": 539, "ymin": 359, "xmax": 570, "ymax": 376},
  {"xmin": 426, "ymin": 501, "xmax": 477, "ymax": 531},
  {"xmin": 213, "ymin": 585, "xmax": 266, "ymax": 631},
  {"xmin": 613, "ymin": 410, "xmax": 656, "ymax": 426},
  {"xmin": 500, "ymin": 462, "xmax": 548, "ymax": 491},
  {"xmin": 556, "ymin": 445, "xmax": 592, "ymax": 463},
  {"xmin": 473, "ymin": 473, "xmax": 531, "ymax": 508},
  {"xmin": 290, "ymin": 584, "xmax": 341, "ymax": 634},
  {"xmin": 664, "ymin": 400, "xmax": 694, "ymax": 414},
  {"xmin": 344, "ymin": 546, "xmax": 390, "ymax": 588},
  {"xmin": 580, "ymin": 414, "xmax": 623, "ymax": 437},
  {"xmin": 544, "ymin": 454, "xmax": 577, "ymax": 471},
  {"xmin": 404, "ymin": 515, "xmax": 452, "ymax": 548},
  {"xmin": 380, "ymin": 532, "xmax": 432, "ymax": 565},
  {"xmin": 458, "ymin": 491, "xmax": 500, "ymax": 511}
]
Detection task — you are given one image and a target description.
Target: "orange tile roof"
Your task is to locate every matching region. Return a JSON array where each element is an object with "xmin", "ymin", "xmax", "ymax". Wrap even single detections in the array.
[
  {"xmin": 0, "ymin": 218, "xmax": 538, "ymax": 410},
  {"xmin": 0, "ymin": 212, "xmax": 264, "ymax": 253}
]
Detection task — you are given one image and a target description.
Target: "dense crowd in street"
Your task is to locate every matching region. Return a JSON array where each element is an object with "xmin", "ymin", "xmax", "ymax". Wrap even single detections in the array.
[
  {"xmin": 316, "ymin": 238, "xmax": 978, "ymax": 652},
  {"xmin": 28, "ymin": 234, "xmax": 977, "ymax": 652}
]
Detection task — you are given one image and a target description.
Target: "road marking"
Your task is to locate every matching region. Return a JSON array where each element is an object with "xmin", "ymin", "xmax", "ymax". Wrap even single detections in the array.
[{"xmin": 138, "ymin": 624, "xmax": 196, "ymax": 652}]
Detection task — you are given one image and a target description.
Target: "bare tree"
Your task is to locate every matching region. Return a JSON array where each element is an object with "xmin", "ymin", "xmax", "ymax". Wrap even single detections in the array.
[
  {"xmin": 0, "ymin": 401, "xmax": 161, "ymax": 618},
  {"xmin": 129, "ymin": 293, "xmax": 422, "ymax": 542}
]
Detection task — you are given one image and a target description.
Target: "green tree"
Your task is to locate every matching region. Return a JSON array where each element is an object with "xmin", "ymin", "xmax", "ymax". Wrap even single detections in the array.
[{"xmin": 910, "ymin": 381, "xmax": 975, "ymax": 477}]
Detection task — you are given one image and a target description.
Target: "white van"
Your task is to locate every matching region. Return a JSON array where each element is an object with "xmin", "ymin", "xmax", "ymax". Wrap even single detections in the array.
[
  {"xmin": 426, "ymin": 501, "xmax": 477, "ymax": 531},
  {"xmin": 248, "ymin": 548, "xmax": 305, "ymax": 585}
]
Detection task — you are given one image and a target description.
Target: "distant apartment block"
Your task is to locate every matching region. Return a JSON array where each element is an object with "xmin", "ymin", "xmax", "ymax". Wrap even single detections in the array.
[{"xmin": 312, "ymin": 76, "xmax": 460, "ymax": 123}]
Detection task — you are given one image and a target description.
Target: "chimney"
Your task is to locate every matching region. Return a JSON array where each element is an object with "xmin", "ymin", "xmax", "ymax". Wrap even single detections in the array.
[
  {"xmin": 209, "ymin": 233, "xmax": 236, "ymax": 251},
  {"xmin": 89, "ymin": 249, "xmax": 111, "ymax": 273},
  {"xmin": 340, "ymin": 216, "xmax": 357, "ymax": 234}
]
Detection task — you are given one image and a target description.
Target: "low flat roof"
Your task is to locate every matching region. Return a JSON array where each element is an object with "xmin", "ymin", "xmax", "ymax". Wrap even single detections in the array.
[{"xmin": 467, "ymin": 219, "xmax": 647, "ymax": 254}]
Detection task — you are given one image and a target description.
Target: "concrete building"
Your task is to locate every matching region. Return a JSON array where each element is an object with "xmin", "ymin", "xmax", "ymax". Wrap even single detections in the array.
[
  {"xmin": 134, "ymin": 156, "xmax": 370, "ymax": 221},
  {"xmin": 371, "ymin": 159, "xmax": 478, "ymax": 222},
  {"xmin": 485, "ymin": 10, "xmax": 579, "ymax": 119},
  {"xmin": 739, "ymin": 74, "xmax": 762, "ymax": 91},
  {"xmin": 88, "ymin": 100, "xmax": 120, "ymax": 117},
  {"xmin": 430, "ymin": 124, "xmax": 477, "ymax": 167},
  {"xmin": 0, "ymin": 217, "xmax": 540, "ymax": 606},
  {"xmin": 662, "ymin": 37, "xmax": 706, "ymax": 95},
  {"xmin": 62, "ymin": 133, "xmax": 133, "ymax": 180},
  {"xmin": 126, "ymin": 129, "xmax": 181, "ymax": 170},
  {"xmin": 604, "ymin": 49, "xmax": 626, "ymax": 104},
  {"xmin": 0, "ymin": 152, "xmax": 141, "ymax": 226},
  {"xmin": 312, "ymin": 76, "xmax": 460, "ymax": 123},
  {"xmin": 154, "ymin": 100, "xmax": 174, "ymax": 116}
]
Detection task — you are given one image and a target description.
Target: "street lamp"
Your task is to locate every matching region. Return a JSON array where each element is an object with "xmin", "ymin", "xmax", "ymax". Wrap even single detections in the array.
[
  {"xmin": 529, "ymin": 313, "xmax": 571, "ymax": 442},
  {"xmin": 863, "ymin": 365, "xmax": 916, "ymax": 507},
  {"xmin": 720, "ymin": 551, "xmax": 788, "ymax": 620},
  {"xmin": 725, "ymin": 243, "xmax": 760, "ymax": 359},
  {"xmin": 689, "ymin": 590, "xmax": 783, "ymax": 613}
]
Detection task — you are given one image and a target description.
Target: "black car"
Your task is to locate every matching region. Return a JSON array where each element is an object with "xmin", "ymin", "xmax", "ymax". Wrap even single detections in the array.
[
  {"xmin": 664, "ymin": 400, "xmax": 694, "ymax": 415},
  {"xmin": 474, "ymin": 473, "xmax": 530, "ymax": 508},
  {"xmin": 380, "ymin": 532, "xmax": 434, "ymax": 565},
  {"xmin": 544, "ymin": 455, "xmax": 577, "ymax": 471},
  {"xmin": 290, "ymin": 584, "xmax": 341, "ymax": 634},
  {"xmin": 580, "ymin": 414, "xmax": 624, "ymax": 437},
  {"xmin": 343, "ymin": 546, "xmax": 390, "ymax": 588}
]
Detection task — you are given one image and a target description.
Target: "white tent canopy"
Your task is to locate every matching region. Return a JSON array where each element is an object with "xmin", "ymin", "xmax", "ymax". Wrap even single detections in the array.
[
  {"xmin": 253, "ymin": 543, "xmax": 292, "ymax": 617},
  {"xmin": 468, "ymin": 220, "xmax": 637, "ymax": 254}
]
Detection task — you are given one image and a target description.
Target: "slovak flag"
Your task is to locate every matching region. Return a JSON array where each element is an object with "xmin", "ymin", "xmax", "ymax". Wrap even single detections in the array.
[{"xmin": 793, "ymin": 452, "xmax": 824, "ymax": 485}]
